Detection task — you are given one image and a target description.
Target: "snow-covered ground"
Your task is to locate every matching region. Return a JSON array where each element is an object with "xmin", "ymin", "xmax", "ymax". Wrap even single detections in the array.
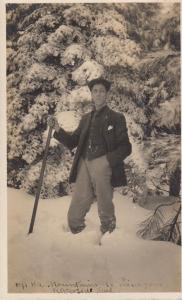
[{"xmin": 8, "ymin": 188, "xmax": 181, "ymax": 293}]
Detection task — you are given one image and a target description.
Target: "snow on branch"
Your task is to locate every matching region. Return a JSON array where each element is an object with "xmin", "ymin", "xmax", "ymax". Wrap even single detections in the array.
[
  {"xmin": 92, "ymin": 36, "xmax": 141, "ymax": 67},
  {"xmin": 72, "ymin": 60, "xmax": 104, "ymax": 85},
  {"xmin": 61, "ymin": 44, "xmax": 91, "ymax": 66}
]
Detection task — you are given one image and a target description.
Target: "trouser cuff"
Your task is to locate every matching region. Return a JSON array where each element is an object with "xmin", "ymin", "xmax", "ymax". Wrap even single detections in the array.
[
  {"xmin": 100, "ymin": 219, "xmax": 116, "ymax": 234},
  {"xmin": 70, "ymin": 224, "xmax": 85, "ymax": 234}
]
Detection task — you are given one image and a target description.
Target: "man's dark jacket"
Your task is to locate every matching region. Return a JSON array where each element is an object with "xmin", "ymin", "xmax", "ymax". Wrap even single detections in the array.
[{"xmin": 53, "ymin": 106, "xmax": 132, "ymax": 187}]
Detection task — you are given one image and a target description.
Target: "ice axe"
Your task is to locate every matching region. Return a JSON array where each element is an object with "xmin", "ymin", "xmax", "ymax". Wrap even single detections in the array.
[{"xmin": 28, "ymin": 124, "xmax": 53, "ymax": 234}]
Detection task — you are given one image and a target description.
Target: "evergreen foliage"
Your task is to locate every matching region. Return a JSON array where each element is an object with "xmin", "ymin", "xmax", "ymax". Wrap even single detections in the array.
[
  {"xmin": 7, "ymin": 3, "xmax": 180, "ymax": 211},
  {"xmin": 137, "ymin": 201, "xmax": 181, "ymax": 246}
]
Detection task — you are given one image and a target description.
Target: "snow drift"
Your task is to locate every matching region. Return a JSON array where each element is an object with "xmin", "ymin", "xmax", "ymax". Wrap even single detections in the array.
[{"xmin": 8, "ymin": 188, "xmax": 181, "ymax": 293}]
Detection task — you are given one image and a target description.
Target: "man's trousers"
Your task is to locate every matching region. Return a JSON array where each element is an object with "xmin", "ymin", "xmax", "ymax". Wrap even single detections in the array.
[{"xmin": 67, "ymin": 155, "xmax": 116, "ymax": 234}]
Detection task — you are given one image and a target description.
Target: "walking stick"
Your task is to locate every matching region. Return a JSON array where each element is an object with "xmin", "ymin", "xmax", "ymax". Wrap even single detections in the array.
[{"xmin": 28, "ymin": 125, "xmax": 53, "ymax": 234}]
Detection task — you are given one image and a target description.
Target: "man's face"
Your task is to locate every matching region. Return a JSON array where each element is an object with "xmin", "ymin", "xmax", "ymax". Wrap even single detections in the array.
[{"xmin": 91, "ymin": 84, "xmax": 107, "ymax": 109}]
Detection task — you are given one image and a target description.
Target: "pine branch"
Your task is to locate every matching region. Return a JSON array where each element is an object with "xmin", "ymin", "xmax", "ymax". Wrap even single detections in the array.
[
  {"xmin": 151, "ymin": 178, "xmax": 169, "ymax": 193},
  {"xmin": 168, "ymin": 204, "xmax": 181, "ymax": 242},
  {"xmin": 153, "ymin": 200, "xmax": 181, "ymax": 216},
  {"xmin": 137, "ymin": 209, "xmax": 165, "ymax": 239},
  {"xmin": 138, "ymin": 201, "xmax": 181, "ymax": 243},
  {"xmin": 154, "ymin": 204, "xmax": 181, "ymax": 244}
]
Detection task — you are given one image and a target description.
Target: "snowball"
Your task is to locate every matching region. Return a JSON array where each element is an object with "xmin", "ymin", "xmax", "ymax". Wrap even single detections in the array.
[
  {"xmin": 55, "ymin": 110, "xmax": 80, "ymax": 131},
  {"xmin": 44, "ymin": 111, "xmax": 81, "ymax": 147}
]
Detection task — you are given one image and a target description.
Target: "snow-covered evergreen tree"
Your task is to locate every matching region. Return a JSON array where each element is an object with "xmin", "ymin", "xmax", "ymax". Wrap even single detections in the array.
[{"xmin": 7, "ymin": 3, "xmax": 180, "ymax": 203}]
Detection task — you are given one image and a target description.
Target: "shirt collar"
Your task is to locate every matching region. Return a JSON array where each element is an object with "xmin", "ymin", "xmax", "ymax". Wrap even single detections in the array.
[{"xmin": 91, "ymin": 104, "xmax": 108, "ymax": 116}]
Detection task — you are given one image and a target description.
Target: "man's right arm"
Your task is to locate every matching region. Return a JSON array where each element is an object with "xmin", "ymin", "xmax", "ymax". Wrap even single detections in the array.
[{"xmin": 52, "ymin": 118, "xmax": 83, "ymax": 150}]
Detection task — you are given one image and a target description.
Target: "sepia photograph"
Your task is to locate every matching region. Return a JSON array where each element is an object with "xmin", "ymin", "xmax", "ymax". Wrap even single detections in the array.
[{"xmin": 2, "ymin": 0, "xmax": 181, "ymax": 298}]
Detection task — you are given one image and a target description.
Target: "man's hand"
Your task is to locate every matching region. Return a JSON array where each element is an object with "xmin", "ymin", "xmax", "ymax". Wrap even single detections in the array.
[{"xmin": 47, "ymin": 116, "xmax": 60, "ymax": 132}]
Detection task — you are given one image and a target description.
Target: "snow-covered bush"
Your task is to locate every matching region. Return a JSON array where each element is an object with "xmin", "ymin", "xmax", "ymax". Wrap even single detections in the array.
[
  {"xmin": 52, "ymin": 76, "xmax": 67, "ymax": 95},
  {"xmin": 17, "ymin": 31, "xmax": 47, "ymax": 48},
  {"xmin": 36, "ymin": 43, "xmax": 61, "ymax": 62},
  {"xmin": 142, "ymin": 135, "xmax": 180, "ymax": 196},
  {"xmin": 7, "ymin": 3, "xmax": 180, "ymax": 201},
  {"xmin": 68, "ymin": 87, "xmax": 91, "ymax": 105},
  {"xmin": 8, "ymin": 124, "xmax": 25, "ymax": 160},
  {"xmin": 93, "ymin": 10, "xmax": 127, "ymax": 38},
  {"xmin": 92, "ymin": 36, "xmax": 141, "ymax": 67},
  {"xmin": 125, "ymin": 115, "xmax": 145, "ymax": 141},
  {"xmin": 35, "ymin": 14, "xmax": 59, "ymax": 31},
  {"xmin": 61, "ymin": 44, "xmax": 91, "ymax": 66},
  {"xmin": 21, "ymin": 149, "xmax": 73, "ymax": 198},
  {"xmin": 9, "ymin": 46, "xmax": 36, "ymax": 73},
  {"xmin": 48, "ymin": 25, "xmax": 83, "ymax": 47},
  {"xmin": 22, "ymin": 93, "xmax": 52, "ymax": 132},
  {"xmin": 136, "ymin": 45, "xmax": 180, "ymax": 136},
  {"xmin": 63, "ymin": 4, "xmax": 92, "ymax": 28},
  {"xmin": 19, "ymin": 63, "xmax": 58, "ymax": 94},
  {"xmin": 55, "ymin": 87, "xmax": 92, "ymax": 115},
  {"xmin": 151, "ymin": 97, "xmax": 180, "ymax": 132},
  {"xmin": 72, "ymin": 60, "xmax": 104, "ymax": 85},
  {"xmin": 26, "ymin": 63, "xmax": 57, "ymax": 82},
  {"xmin": 108, "ymin": 91, "xmax": 148, "ymax": 127},
  {"xmin": 22, "ymin": 132, "xmax": 44, "ymax": 164},
  {"xmin": 7, "ymin": 88, "xmax": 24, "ymax": 121}
]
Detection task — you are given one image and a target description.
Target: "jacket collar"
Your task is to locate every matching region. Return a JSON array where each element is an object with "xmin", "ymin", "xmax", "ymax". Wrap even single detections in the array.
[{"xmin": 91, "ymin": 104, "xmax": 109, "ymax": 116}]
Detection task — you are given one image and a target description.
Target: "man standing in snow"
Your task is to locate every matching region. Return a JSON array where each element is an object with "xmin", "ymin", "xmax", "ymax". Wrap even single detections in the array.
[{"xmin": 48, "ymin": 78, "xmax": 132, "ymax": 235}]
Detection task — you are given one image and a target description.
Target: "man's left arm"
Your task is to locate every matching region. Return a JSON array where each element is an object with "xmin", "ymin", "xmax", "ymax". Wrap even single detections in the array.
[{"xmin": 106, "ymin": 113, "xmax": 132, "ymax": 167}]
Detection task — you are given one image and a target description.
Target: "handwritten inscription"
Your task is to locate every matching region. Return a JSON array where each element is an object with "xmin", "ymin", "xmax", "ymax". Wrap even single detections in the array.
[{"xmin": 15, "ymin": 278, "xmax": 163, "ymax": 293}]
